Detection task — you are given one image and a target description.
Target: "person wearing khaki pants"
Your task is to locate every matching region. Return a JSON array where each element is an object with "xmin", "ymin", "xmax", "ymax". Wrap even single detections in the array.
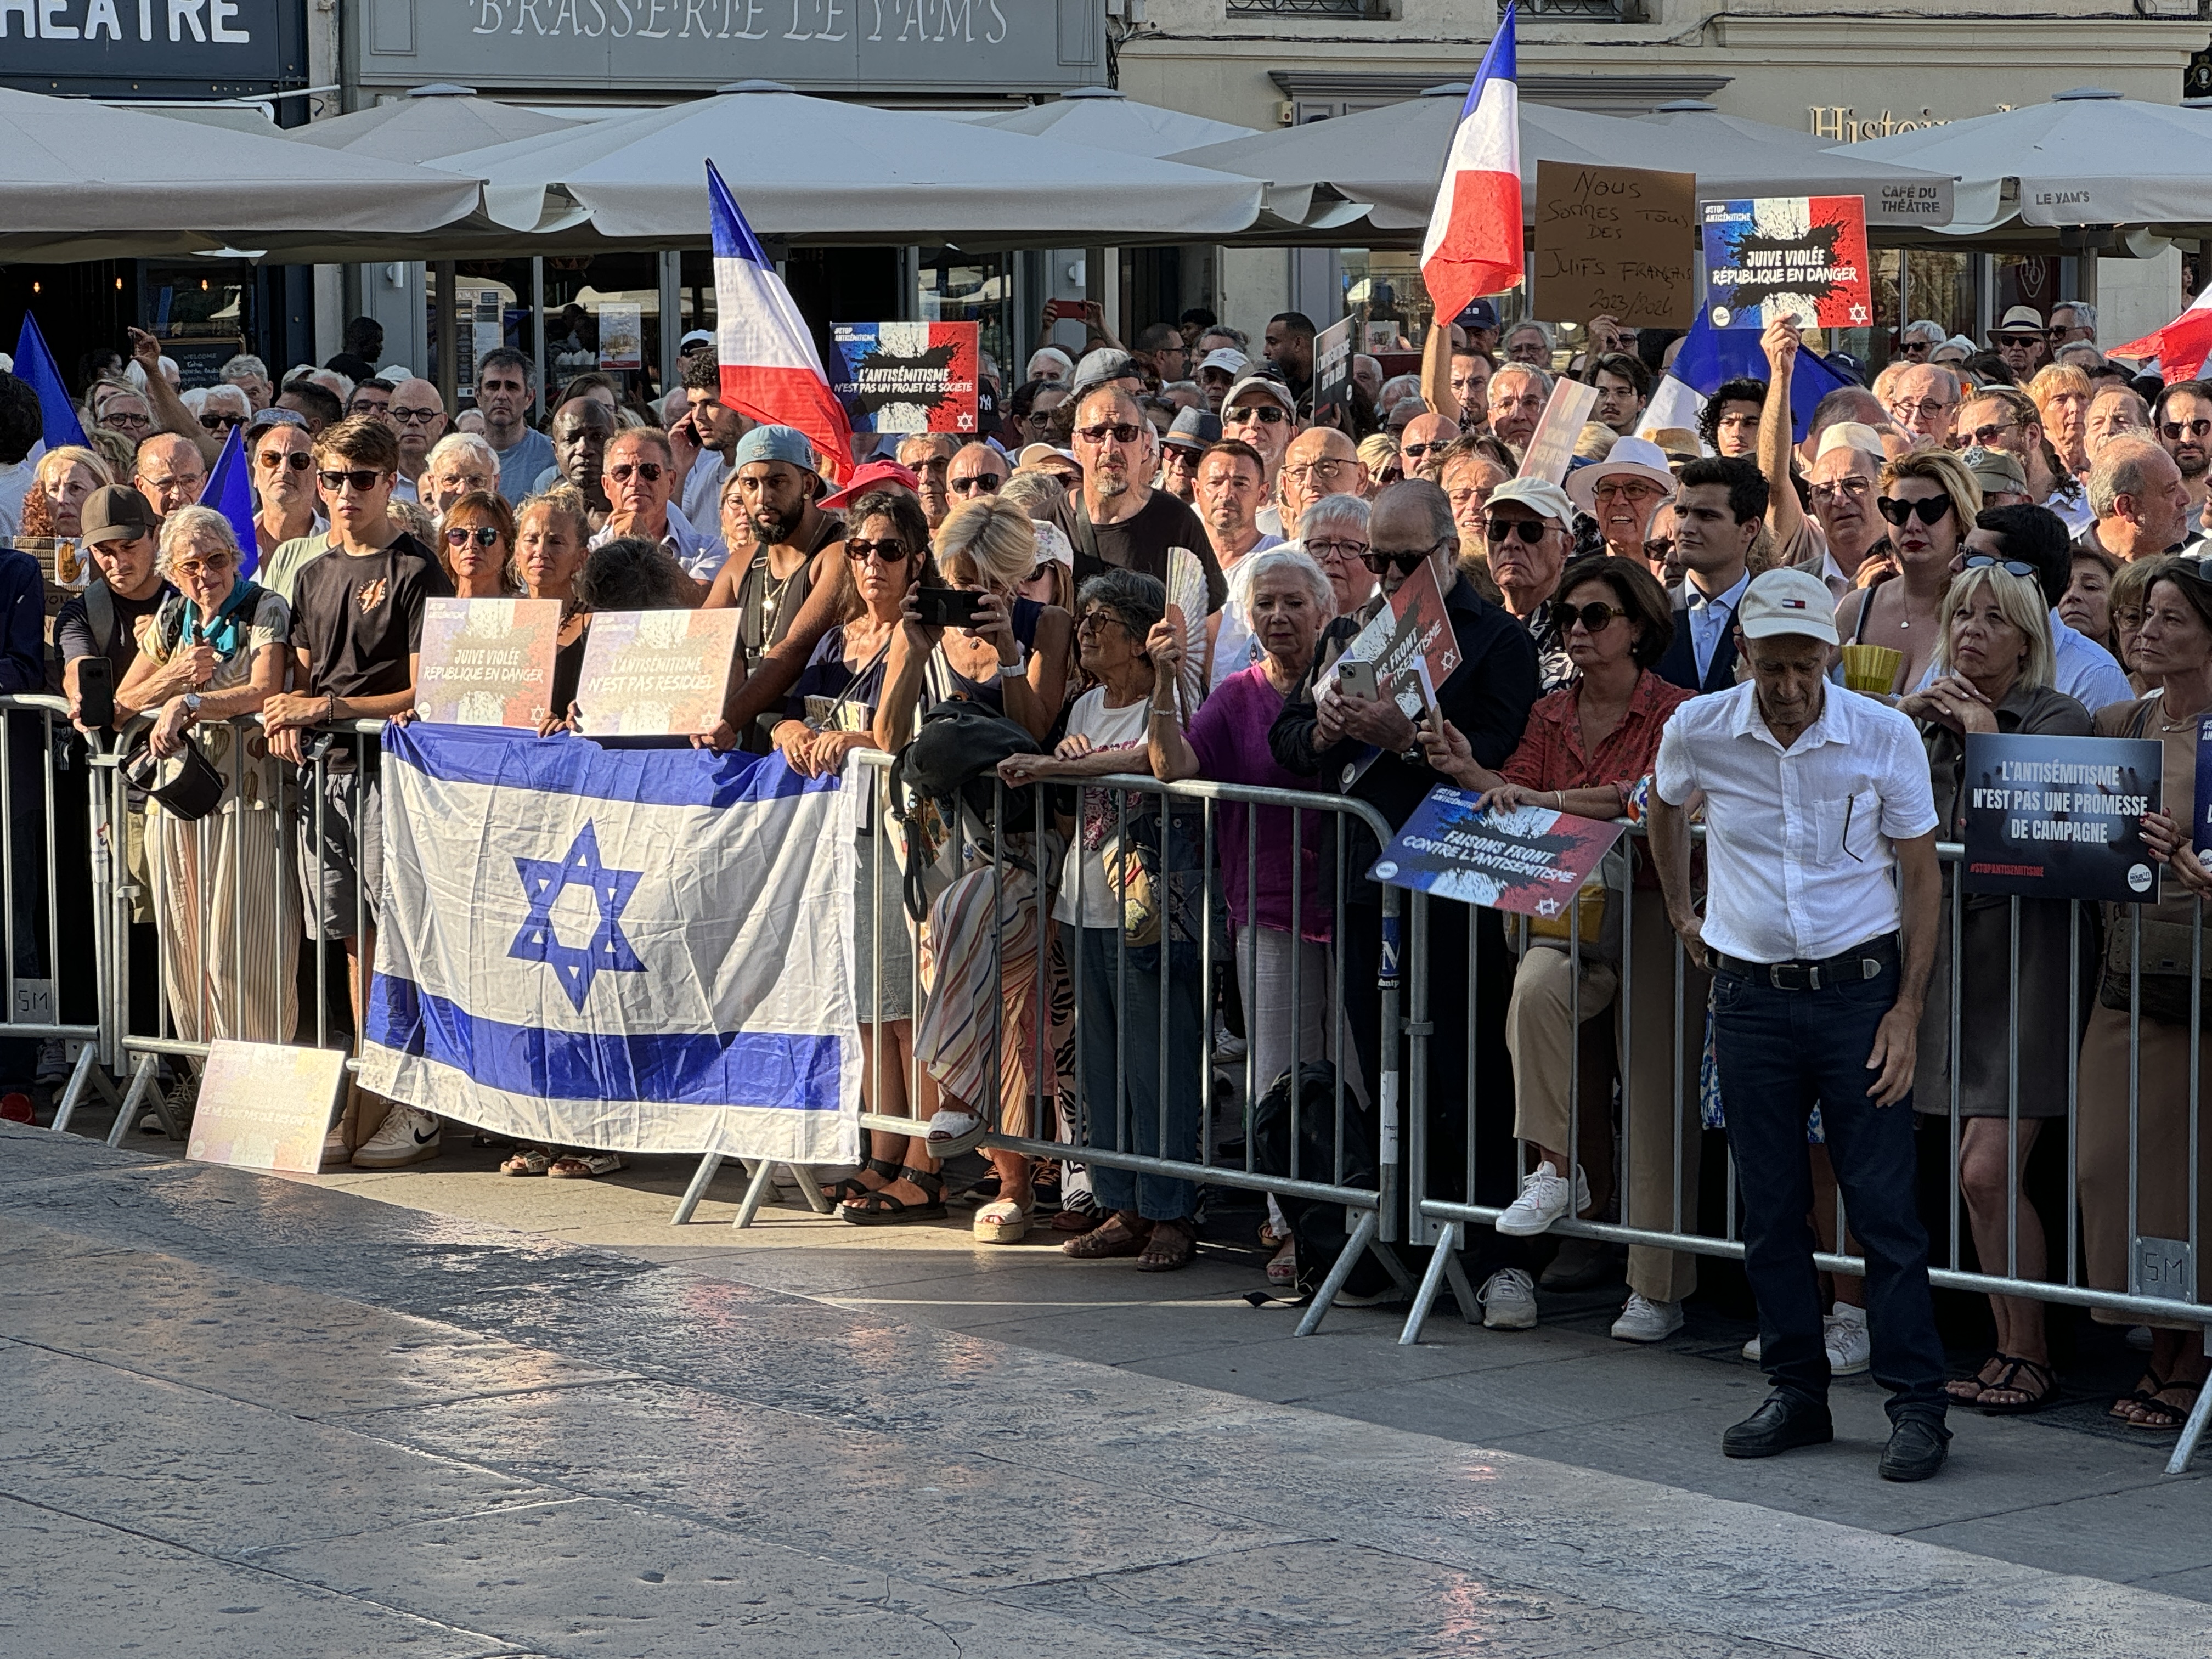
[{"xmin": 1616, "ymin": 884, "xmax": 1708, "ymax": 1323}]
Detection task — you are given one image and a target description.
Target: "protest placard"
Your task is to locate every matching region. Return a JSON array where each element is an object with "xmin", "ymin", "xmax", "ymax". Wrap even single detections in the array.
[
  {"xmin": 2196, "ymin": 714, "xmax": 2212, "ymax": 859},
  {"xmin": 1532, "ymin": 162, "xmax": 1700, "ymax": 330},
  {"xmin": 1312, "ymin": 316, "xmax": 1355, "ymax": 426},
  {"xmin": 575, "ymin": 608, "xmax": 742, "ymax": 737},
  {"xmin": 1701, "ymin": 195, "xmax": 1872, "ymax": 332},
  {"xmin": 1331, "ymin": 558, "xmax": 1462, "ymax": 791},
  {"xmin": 187, "ymin": 1040, "xmax": 350, "ymax": 1175},
  {"xmin": 416, "ymin": 597, "xmax": 561, "ymax": 729},
  {"xmin": 832, "ymin": 321, "xmax": 980, "ymax": 435},
  {"xmin": 1515, "ymin": 376, "xmax": 1600, "ymax": 484},
  {"xmin": 1370, "ymin": 787, "xmax": 1627, "ymax": 913},
  {"xmin": 1960, "ymin": 732, "xmax": 2162, "ymax": 904}
]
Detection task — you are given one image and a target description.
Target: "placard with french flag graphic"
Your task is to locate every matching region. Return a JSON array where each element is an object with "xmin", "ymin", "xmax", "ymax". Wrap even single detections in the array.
[
  {"xmin": 1419, "ymin": 5, "xmax": 1524, "ymax": 324},
  {"xmin": 708, "ymin": 161, "xmax": 854, "ymax": 484}
]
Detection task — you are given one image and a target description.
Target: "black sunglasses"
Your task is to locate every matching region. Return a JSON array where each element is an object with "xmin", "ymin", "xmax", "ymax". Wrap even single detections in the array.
[
  {"xmin": 1554, "ymin": 599, "xmax": 1629, "ymax": 634},
  {"xmin": 1362, "ymin": 539, "xmax": 1442, "ymax": 575},
  {"xmin": 1876, "ymin": 494, "xmax": 1953, "ymax": 527},
  {"xmin": 608, "ymin": 461, "xmax": 665, "ymax": 483},
  {"xmin": 948, "ymin": 475, "xmax": 1002, "ymax": 495},
  {"xmin": 445, "ymin": 524, "xmax": 503, "ymax": 548},
  {"xmin": 317, "ymin": 468, "xmax": 385, "ymax": 493},
  {"xmin": 1075, "ymin": 422, "xmax": 1146, "ymax": 445},
  {"xmin": 259, "ymin": 450, "xmax": 313, "ymax": 472},
  {"xmin": 1224, "ymin": 405, "xmax": 1289, "ymax": 425},
  {"xmin": 1961, "ymin": 553, "xmax": 2038, "ymax": 581},
  {"xmin": 2163, "ymin": 418, "xmax": 2212, "ymax": 441},
  {"xmin": 1486, "ymin": 518, "xmax": 1549, "ymax": 545},
  {"xmin": 844, "ymin": 538, "xmax": 911, "ymax": 562},
  {"xmin": 198, "ymin": 412, "xmax": 247, "ymax": 431}
]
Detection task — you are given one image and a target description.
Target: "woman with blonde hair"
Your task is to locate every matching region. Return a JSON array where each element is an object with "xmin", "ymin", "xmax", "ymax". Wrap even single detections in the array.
[
  {"xmin": 1835, "ymin": 448, "xmax": 1983, "ymax": 695},
  {"xmin": 2027, "ymin": 363, "xmax": 2094, "ymax": 478},
  {"xmin": 25, "ymin": 445, "xmax": 111, "ymax": 540},
  {"xmin": 1356, "ymin": 432, "xmax": 1401, "ymax": 490},
  {"xmin": 116, "ymin": 505, "xmax": 296, "ymax": 1050}
]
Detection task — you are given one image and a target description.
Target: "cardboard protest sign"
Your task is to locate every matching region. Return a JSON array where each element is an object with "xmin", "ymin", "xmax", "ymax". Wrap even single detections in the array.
[
  {"xmin": 1701, "ymin": 195, "xmax": 1872, "ymax": 332},
  {"xmin": 1312, "ymin": 316, "xmax": 1356, "ymax": 426},
  {"xmin": 187, "ymin": 1041, "xmax": 350, "ymax": 1175},
  {"xmin": 832, "ymin": 321, "xmax": 980, "ymax": 435},
  {"xmin": 1515, "ymin": 375, "xmax": 1600, "ymax": 485},
  {"xmin": 1370, "ymin": 788, "xmax": 1627, "ymax": 913},
  {"xmin": 416, "ymin": 598, "xmax": 562, "ymax": 729},
  {"xmin": 575, "ymin": 608, "xmax": 742, "ymax": 737},
  {"xmin": 1960, "ymin": 732, "xmax": 2162, "ymax": 904},
  {"xmin": 1533, "ymin": 162, "xmax": 1700, "ymax": 330}
]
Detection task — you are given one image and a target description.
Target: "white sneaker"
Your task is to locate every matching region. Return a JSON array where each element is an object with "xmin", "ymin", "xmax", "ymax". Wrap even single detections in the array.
[
  {"xmin": 1825, "ymin": 1305, "xmax": 1870, "ymax": 1376},
  {"xmin": 1742, "ymin": 1334, "xmax": 1763, "ymax": 1362},
  {"xmin": 1476, "ymin": 1267, "xmax": 1538, "ymax": 1330},
  {"xmin": 349, "ymin": 1105, "xmax": 443, "ymax": 1169},
  {"xmin": 1610, "ymin": 1293, "xmax": 1684, "ymax": 1344},
  {"xmin": 1495, "ymin": 1161, "xmax": 1589, "ymax": 1237}
]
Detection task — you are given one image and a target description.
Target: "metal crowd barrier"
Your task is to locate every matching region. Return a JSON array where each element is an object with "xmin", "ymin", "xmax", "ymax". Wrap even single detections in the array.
[{"xmin": 1393, "ymin": 826, "xmax": 2212, "ymax": 1476}]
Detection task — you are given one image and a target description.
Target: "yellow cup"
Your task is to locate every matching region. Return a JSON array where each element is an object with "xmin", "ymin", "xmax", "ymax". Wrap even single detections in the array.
[{"xmin": 1840, "ymin": 642, "xmax": 1903, "ymax": 695}]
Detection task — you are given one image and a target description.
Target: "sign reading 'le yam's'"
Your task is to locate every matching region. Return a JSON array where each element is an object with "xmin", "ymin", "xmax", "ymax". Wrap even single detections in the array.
[
  {"xmin": 1532, "ymin": 162, "xmax": 1699, "ymax": 330},
  {"xmin": 575, "ymin": 607, "xmax": 741, "ymax": 737}
]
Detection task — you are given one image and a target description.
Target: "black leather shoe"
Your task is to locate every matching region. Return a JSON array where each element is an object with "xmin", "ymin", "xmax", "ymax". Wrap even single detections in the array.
[
  {"xmin": 1722, "ymin": 1393, "xmax": 1834, "ymax": 1459},
  {"xmin": 1878, "ymin": 1418, "xmax": 1950, "ymax": 1482}
]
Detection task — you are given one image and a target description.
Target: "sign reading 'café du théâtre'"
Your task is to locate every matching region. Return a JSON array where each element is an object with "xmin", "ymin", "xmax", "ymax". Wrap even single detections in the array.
[
  {"xmin": 356, "ymin": 0, "xmax": 1107, "ymax": 94},
  {"xmin": 0, "ymin": 0, "xmax": 301, "ymax": 93}
]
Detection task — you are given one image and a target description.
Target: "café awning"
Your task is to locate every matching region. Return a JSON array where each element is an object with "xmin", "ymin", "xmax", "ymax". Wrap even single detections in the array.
[
  {"xmin": 280, "ymin": 83, "xmax": 594, "ymax": 164},
  {"xmin": 959, "ymin": 87, "xmax": 1257, "ymax": 159}
]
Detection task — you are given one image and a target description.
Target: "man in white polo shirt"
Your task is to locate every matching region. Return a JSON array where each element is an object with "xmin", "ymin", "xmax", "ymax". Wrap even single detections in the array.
[{"xmin": 1648, "ymin": 567, "xmax": 1951, "ymax": 1483}]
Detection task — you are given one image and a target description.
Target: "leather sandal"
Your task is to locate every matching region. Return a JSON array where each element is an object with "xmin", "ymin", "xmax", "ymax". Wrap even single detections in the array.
[
  {"xmin": 1973, "ymin": 1354, "xmax": 2058, "ymax": 1416},
  {"xmin": 2125, "ymin": 1375, "xmax": 2203, "ymax": 1432},
  {"xmin": 821, "ymin": 1155, "xmax": 899, "ymax": 1205},
  {"xmin": 840, "ymin": 1165, "xmax": 947, "ymax": 1225},
  {"xmin": 1136, "ymin": 1217, "xmax": 1198, "ymax": 1273},
  {"xmin": 1062, "ymin": 1212, "xmax": 1152, "ymax": 1259}
]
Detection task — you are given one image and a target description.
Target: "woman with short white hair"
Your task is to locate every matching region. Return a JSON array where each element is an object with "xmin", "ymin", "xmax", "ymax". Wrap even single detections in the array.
[
  {"xmin": 116, "ymin": 505, "xmax": 297, "ymax": 1051},
  {"xmin": 423, "ymin": 431, "xmax": 503, "ymax": 516},
  {"xmin": 1025, "ymin": 346, "xmax": 1074, "ymax": 385}
]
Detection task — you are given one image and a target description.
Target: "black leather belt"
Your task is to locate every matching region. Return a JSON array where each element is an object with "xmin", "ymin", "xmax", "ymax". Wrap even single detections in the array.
[{"xmin": 1711, "ymin": 933, "xmax": 1899, "ymax": 991}]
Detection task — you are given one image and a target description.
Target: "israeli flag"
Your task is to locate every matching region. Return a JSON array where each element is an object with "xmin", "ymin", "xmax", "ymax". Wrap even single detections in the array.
[{"xmin": 360, "ymin": 723, "xmax": 860, "ymax": 1165}]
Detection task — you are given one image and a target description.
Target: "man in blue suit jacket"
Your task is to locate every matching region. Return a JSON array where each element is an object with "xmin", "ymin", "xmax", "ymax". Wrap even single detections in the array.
[{"xmin": 1656, "ymin": 456, "xmax": 1768, "ymax": 697}]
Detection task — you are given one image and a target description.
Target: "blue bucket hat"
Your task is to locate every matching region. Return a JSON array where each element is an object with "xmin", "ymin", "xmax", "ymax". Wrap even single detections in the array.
[{"xmin": 732, "ymin": 424, "xmax": 819, "ymax": 472}]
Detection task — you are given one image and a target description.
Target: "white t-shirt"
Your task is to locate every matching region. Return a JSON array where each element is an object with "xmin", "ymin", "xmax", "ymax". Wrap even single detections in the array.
[{"xmin": 1052, "ymin": 688, "xmax": 1153, "ymax": 928}]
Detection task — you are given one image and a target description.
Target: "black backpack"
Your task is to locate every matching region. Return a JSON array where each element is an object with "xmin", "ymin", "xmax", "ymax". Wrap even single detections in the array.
[
  {"xmin": 886, "ymin": 699, "xmax": 1041, "ymax": 922},
  {"xmin": 1252, "ymin": 1061, "xmax": 1389, "ymax": 1298}
]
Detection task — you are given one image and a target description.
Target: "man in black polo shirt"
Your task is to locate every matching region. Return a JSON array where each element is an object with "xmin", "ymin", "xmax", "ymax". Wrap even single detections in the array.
[
  {"xmin": 1048, "ymin": 385, "xmax": 1225, "ymax": 616},
  {"xmin": 1270, "ymin": 478, "xmax": 1540, "ymax": 1321},
  {"xmin": 261, "ymin": 415, "xmax": 452, "ymax": 1171}
]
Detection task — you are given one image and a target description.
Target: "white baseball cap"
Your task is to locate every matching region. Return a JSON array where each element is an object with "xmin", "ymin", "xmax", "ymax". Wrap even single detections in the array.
[
  {"xmin": 1198, "ymin": 347, "xmax": 1251, "ymax": 379},
  {"xmin": 1737, "ymin": 568, "xmax": 1839, "ymax": 645},
  {"xmin": 1485, "ymin": 476, "xmax": 1576, "ymax": 524}
]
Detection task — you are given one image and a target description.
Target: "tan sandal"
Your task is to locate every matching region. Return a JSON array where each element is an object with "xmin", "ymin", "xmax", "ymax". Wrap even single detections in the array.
[
  {"xmin": 1136, "ymin": 1217, "xmax": 1197, "ymax": 1273},
  {"xmin": 974, "ymin": 1197, "xmax": 1030, "ymax": 1244},
  {"xmin": 1062, "ymin": 1212, "xmax": 1152, "ymax": 1259}
]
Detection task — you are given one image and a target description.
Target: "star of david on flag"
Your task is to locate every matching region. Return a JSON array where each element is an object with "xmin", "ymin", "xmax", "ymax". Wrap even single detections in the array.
[{"xmin": 509, "ymin": 822, "xmax": 646, "ymax": 1010}]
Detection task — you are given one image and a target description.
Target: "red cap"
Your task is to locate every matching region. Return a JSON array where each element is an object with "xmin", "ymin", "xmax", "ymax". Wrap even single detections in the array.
[{"xmin": 819, "ymin": 459, "xmax": 921, "ymax": 511}]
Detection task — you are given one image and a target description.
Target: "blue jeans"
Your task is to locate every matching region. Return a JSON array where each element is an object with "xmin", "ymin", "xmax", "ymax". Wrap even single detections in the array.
[
  {"xmin": 1077, "ymin": 928, "xmax": 1205, "ymax": 1222},
  {"xmin": 1711, "ymin": 952, "xmax": 1947, "ymax": 1426}
]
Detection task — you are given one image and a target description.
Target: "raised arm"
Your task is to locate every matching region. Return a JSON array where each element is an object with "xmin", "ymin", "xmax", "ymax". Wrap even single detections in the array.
[{"xmin": 1759, "ymin": 314, "xmax": 1806, "ymax": 548}]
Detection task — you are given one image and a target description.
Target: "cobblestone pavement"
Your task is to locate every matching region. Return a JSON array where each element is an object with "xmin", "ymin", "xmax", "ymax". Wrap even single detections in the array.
[{"xmin": 4, "ymin": 1122, "xmax": 2208, "ymax": 1657}]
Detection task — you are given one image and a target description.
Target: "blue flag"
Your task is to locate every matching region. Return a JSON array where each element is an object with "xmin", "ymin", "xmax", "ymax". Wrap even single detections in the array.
[
  {"xmin": 203, "ymin": 425, "xmax": 259, "ymax": 577},
  {"xmin": 1667, "ymin": 309, "xmax": 1850, "ymax": 445},
  {"xmin": 12, "ymin": 314, "xmax": 87, "ymax": 451}
]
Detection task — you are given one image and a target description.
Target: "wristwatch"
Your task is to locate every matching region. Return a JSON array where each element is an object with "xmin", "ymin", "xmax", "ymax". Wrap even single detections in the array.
[{"xmin": 182, "ymin": 692, "xmax": 204, "ymax": 714}]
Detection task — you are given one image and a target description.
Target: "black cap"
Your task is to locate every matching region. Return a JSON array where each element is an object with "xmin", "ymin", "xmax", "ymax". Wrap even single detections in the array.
[{"xmin": 81, "ymin": 486, "xmax": 155, "ymax": 546}]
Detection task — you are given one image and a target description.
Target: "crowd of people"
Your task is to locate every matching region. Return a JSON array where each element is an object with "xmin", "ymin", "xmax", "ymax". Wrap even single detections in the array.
[{"xmin": 0, "ymin": 290, "xmax": 2207, "ymax": 1477}]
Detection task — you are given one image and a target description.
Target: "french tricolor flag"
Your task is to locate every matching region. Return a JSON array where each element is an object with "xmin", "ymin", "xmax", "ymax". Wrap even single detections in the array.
[
  {"xmin": 1420, "ymin": 6, "xmax": 1525, "ymax": 325},
  {"xmin": 708, "ymin": 161, "xmax": 853, "ymax": 483},
  {"xmin": 2111, "ymin": 278, "xmax": 2212, "ymax": 385}
]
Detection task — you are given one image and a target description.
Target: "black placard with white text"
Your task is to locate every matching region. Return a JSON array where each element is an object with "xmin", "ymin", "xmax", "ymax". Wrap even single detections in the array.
[{"xmin": 1961, "ymin": 732, "xmax": 2162, "ymax": 904}]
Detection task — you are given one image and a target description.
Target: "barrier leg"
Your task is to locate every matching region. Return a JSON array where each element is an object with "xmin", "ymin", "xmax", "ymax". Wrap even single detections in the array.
[
  {"xmin": 789, "ymin": 1165, "xmax": 834, "ymax": 1215},
  {"xmin": 670, "ymin": 1153, "xmax": 724, "ymax": 1226},
  {"xmin": 1399, "ymin": 1220, "xmax": 1460, "ymax": 1346},
  {"xmin": 2167, "ymin": 1328, "xmax": 2212, "ymax": 1476},
  {"xmin": 732, "ymin": 1158, "xmax": 780, "ymax": 1229},
  {"xmin": 1294, "ymin": 1205, "xmax": 1379, "ymax": 1336},
  {"xmin": 104, "ymin": 1054, "xmax": 161, "ymax": 1149},
  {"xmin": 1368, "ymin": 1240, "xmax": 1418, "ymax": 1299},
  {"xmin": 50, "ymin": 1042, "xmax": 102, "ymax": 1136}
]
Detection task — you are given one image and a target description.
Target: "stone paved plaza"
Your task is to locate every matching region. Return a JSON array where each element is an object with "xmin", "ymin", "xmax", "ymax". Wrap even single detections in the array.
[{"xmin": 4, "ymin": 1120, "xmax": 2209, "ymax": 1658}]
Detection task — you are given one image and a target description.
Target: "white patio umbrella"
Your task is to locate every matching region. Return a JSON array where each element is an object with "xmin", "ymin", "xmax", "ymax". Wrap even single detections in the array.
[
  {"xmin": 431, "ymin": 80, "xmax": 1264, "ymax": 247},
  {"xmin": 1838, "ymin": 88, "xmax": 2212, "ymax": 236},
  {"xmin": 961, "ymin": 86, "xmax": 1257, "ymax": 159},
  {"xmin": 1171, "ymin": 84, "xmax": 1957, "ymax": 238},
  {"xmin": 0, "ymin": 86, "xmax": 483, "ymax": 262},
  {"xmin": 283, "ymin": 83, "xmax": 592, "ymax": 164}
]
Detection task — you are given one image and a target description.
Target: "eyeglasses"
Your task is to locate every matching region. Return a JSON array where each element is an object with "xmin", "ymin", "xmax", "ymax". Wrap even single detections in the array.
[
  {"xmin": 99, "ymin": 410, "xmax": 152, "ymax": 432},
  {"xmin": 2163, "ymin": 418, "xmax": 2212, "ymax": 441},
  {"xmin": 1486, "ymin": 519, "xmax": 1550, "ymax": 545},
  {"xmin": 317, "ymin": 469, "xmax": 385, "ymax": 493},
  {"xmin": 198, "ymin": 412, "xmax": 247, "ymax": 431},
  {"xmin": 258, "ymin": 449, "xmax": 313, "ymax": 472},
  {"xmin": 1595, "ymin": 477, "xmax": 1666, "ymax": 500},
  {"xmin": 1963, "ymin": 419, "xmax": 2021, "ymax": 446},
  {"xmin": 947, "ymin": 474, "xmax": 1003, "ymax": 495},
  {"xmin": 844, "ymin": 538, "xmax": 911, "ymax": 563},
  {"xmin": 1363, "ymin": 540, "xmax": 1444, "ymax": 575},
  {"xmin": 1876, "ymin": 494, "xmax": 1954, "ymax": 527},
  {"xmin": 391, "ymin": 407, "xmax": 443, "ymax": 426},
  {"xmin": 1282, "ymin": 458, "xmax": 1352, "ymax": 484},
  {"xmin": 170, "ymin": 552, "xmax": 237, "ymax": 579},
  {"xmin": 1223, "ymin": 405, "xmax": 1289, "ymax": 425},
  {"xmin": 1075, "ymin": 608, "xmax": 1128, "ymax": 633},
  {"xmin": 1962, "ymin": 554, "xmax": 2038, "ymax": 580},
  {"xmin": 1887, "ymin": 398, "xmax": 1954, "ymax": 421},
  {"xmin": 1555, "ymin": 600, "xmax": 1628, "ymax": 634},
  {"xmin": 1305, "ymin": 537, "xmax": 1369, "ymax": 563},
  {"xmin": 445, "ymin": 524, "xmax": 503, "ymax": 549},
  {"xmin": 607, "ymin": 461, "xmax": 665, "ymax": 484},
  {"xmin": 1074, "ymin": 422, "xmax": 1146, "ymax": 445},
  {"xmin": 1808, "ymin": 477, "xmax": 1874, "ymax": 503}
]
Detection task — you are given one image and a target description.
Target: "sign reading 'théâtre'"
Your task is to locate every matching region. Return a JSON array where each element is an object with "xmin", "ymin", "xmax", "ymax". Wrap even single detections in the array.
[{"xmin": 0, "ymin": 0, "xmax": 298, "ymax": 87}]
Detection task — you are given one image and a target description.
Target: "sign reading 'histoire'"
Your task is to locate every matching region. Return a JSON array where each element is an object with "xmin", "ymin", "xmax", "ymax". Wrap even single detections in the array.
[{"xmin": 358, "ymin": 0, "xmax": 1105, "ymax": 94}]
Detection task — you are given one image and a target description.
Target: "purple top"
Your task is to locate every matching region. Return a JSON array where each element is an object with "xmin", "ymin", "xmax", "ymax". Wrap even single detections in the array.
[{"xmin": 1186, "ymin": 664, "xmax": 1331, "ymax": 942}]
